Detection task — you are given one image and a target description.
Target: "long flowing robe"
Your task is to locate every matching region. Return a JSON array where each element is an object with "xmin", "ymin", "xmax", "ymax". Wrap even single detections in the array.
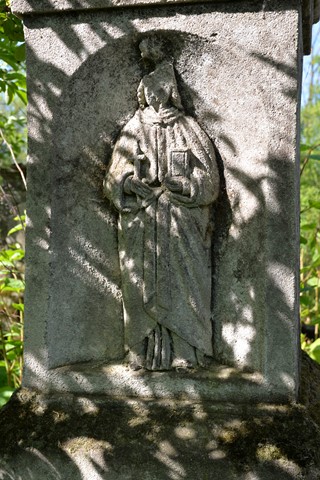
[{"xmin": 104, "ymin": 104, "xmax": 219, "ymax": 360}]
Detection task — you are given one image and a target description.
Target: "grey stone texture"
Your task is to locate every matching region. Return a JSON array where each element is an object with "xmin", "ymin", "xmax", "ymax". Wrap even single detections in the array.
[
  {"xmin": 1, "ymin": 1, "xmax": 317, "ymax": 478},
  {"xmin": 11, "ymin": 0, "xmax": 320, "ymax": 54},
  {"xmin": 2, "ymin": 358, "xmax": 320, "ymax": 480},
  {"xmin": 12, "ymin": 0, "xmax": 305, "ymax": 402},
  {"xmin": 104, "ymin": 39, "xmax": 220, "ymax": 371}
]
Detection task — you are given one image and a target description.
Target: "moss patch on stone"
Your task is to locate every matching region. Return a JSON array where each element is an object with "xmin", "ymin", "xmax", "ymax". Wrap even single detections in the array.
[{"xmin": 0, "ymin": 352, "xmax": 320, "ymax": 478}]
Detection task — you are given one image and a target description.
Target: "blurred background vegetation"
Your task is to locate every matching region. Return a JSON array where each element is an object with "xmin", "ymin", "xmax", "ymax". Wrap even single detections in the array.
[
  {"xmin": 0, "ymin": 1, "xmax": 319, "ymax": 406},
  {"xmin": 300, "ymin": 23, "xmax": 320, "ymax": 364},
  {"xmin": 0, "ymin": 0, "xmax": 26, "ymax": 407}
]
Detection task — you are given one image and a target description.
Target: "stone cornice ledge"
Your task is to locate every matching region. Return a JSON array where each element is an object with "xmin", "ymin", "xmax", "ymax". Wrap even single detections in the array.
[
  {"xmin": 11, "ymin": 0, "xmax": 320, "ymax": 55},
  {"xmin": 11, "ymin": 0, "xmax": 250, "ymax": 15}
]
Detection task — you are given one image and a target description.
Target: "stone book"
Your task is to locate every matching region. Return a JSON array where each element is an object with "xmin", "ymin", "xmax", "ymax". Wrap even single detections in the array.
[{"xmin": 169, "ymin": 150, "xmax": 190, "ymax": 178}]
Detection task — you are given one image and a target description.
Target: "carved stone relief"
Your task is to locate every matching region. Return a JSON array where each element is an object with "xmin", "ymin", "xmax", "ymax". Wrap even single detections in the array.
[{"xmin": 104, "ymin": 36, "xmax": 220, "ymax": 370}]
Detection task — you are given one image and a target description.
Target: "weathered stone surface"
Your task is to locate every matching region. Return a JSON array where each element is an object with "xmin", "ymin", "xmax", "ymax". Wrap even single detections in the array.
[
  {"xmin": 13, "ymin": 0, "xmax": 302, "ymax": 402},
  {"xmin": 11, "ymin": 0, "xmax": 320, "ymax": 54},
  {"xmin": 1, "ymin": 2, "xmax": 317, "ymax": 477},
  {"xmin": 20, "ymin": 361, "xmax": 272, "ymax": 402},
  {"xmin": 104, "ymin": 37, "xmax": 220, "ymax": 371},
  {"xmin": 0, "ymin": 353, "xmax": 320, "ymax": 480},
  {"xmin": 12, "ymin": 0, "xmax": 253, "ymax": 11}
]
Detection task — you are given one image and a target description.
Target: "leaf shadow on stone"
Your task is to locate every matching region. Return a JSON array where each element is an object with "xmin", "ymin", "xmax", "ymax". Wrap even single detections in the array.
[
  {"xmin": 1, "ymin": 3, "xmax": 316, "ymax": 478},
  {"xmin": 1, "ymin": 382, "xmax": 320, "ymax": 479},
  {"xmin": 23, "ymin": 4, "xmax": 299, "ymax": 402}
]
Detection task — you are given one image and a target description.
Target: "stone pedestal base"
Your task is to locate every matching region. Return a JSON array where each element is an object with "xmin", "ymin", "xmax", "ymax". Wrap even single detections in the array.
[
  {"xmin": 0, "ymin": 396, "xmax": 319, "ymax": 480},
  {"xmin": 24, "ymin": 361, "xmax": 294, "ymax": 403},
  {"xmin": 1, "ymin": 354, "xmax": 320, "ymax": 480}
]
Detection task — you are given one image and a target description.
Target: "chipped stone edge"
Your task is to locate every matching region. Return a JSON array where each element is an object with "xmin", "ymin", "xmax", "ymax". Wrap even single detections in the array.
[
  {"xmin": 11, "ymin": 0, "xmax": 245, "ymax": 16},
  {"xmin": 11, "ymin": 0, "xmax": 320, "ymax": 57}
]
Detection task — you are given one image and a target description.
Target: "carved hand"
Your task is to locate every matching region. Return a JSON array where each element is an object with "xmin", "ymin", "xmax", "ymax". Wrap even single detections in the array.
[
  {"xmin": 163, "ymin": 176, "xmax": 191, "ymax": 196},
  {"xmin": 125, "ymin": 176, "xmax": 154, "ymax": 199}
]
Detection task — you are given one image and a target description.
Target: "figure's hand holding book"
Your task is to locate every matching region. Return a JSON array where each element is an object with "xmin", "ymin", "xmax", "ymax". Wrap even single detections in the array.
[
  {"xmin": 163, "ymin": 175, "xmax": 190, "ymax": 196},
  {"xmin": 125, "ymin": 176, "xmax": 153, "ymax": 199}
]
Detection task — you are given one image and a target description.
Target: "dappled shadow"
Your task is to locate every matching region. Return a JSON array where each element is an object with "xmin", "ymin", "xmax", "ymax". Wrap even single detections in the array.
[
  {"xmin": 1, "ymin": 381, "xmax": 320, "ymax": 479},
  {"xmin": 0, "ymin": 0, "xmax": 307, "ymax": 477},
  {"xmin": 19, "ymin": 0, "xmax": 301, "ymax": 398}
]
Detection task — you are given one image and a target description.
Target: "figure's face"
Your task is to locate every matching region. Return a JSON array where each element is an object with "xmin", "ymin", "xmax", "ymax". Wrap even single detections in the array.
[
  {"xmin": 144, "ymin": 88, "xmax": 158, "ymax": 110},
  {"xmin": 139, "ymin": 39, "xmax": 163, "ymax": 62},
  {"xmin": 139, "ymin": 40, "xmax": 150, "ymax": 60},
  {"xmin": 144, "ymin": 84, "xmax": 170, "ymax": 110}
]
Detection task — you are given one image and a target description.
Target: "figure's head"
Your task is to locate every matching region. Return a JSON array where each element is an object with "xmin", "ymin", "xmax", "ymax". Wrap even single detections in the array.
[{"xmin": 139, "ymin": 36, "xmax": 167, "ymax": 63}]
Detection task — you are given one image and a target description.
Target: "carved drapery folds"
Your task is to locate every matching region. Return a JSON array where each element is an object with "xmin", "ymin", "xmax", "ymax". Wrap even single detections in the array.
[{"xmin": 104, "ymin": 37, "xmax": 220, "ymax": 370}]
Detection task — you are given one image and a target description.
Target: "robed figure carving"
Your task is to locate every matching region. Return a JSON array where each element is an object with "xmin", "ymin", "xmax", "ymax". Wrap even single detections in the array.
[{"xmin": 104, "ymin": 37, "xmax": 220, "ymax": 370}]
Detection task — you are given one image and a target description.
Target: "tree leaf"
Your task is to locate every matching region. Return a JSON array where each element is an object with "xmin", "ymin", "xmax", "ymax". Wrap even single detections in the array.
[
  {"xmin": 307, "ymin": 277, "xmax": 320, "ymax": 287},
  {"xmin": 14, "ymin": 43, "xmax": 25, "ymax": 62},
  {"xmin": 12, "ymin": 302, "xmax": 24, "ymax": 312},
  {"xmin": 301, "ymin": 222, "xmax": 317, "ymax": 230},
  {"xmin": 1, "ymin": 278, "xmax": 24, "ymax": 292},
  {"xmin": 0, "ymin": 387, "xmax": 15, "ymax": 407},
  {"xmin": 309, "ymin": 200, "xmax": 320, "ymax": 209},
  {"xmin": 7, "ymin": 223, "xmax": 24, "ymax": 235}
]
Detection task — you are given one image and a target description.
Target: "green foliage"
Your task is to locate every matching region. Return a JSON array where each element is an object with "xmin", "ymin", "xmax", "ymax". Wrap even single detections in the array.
[
  {"xmin": 0, "ymin": 106, "xmax": 27, "ymax": 171},
  {"xmin": 300, "ymin": 29, "xmax": 320, "ymax": 363},
  {"xmin": 0, "ymin": 3, "xmax": 26, "ymax": 407},
  {"xmin": 301, "ymin": 335, "xmax": 320, "ymax": 363},
  {"xmin": 0, "ymin": 1, "xmax": 27, "ymax": 174},
  {"xmin": 0, "ymin": 215, "xmax": 25, "ymax": 407},
  {"xmin": 0, "ymin": 0, "xmax": 26, "ymax": 106},
  {"xmin": 300, "ymin": 143, "xmax": 320, "ymax": 360}
]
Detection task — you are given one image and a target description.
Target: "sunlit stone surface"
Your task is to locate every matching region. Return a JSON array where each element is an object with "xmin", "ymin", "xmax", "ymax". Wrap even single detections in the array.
[
  {"xmin": 1, "ymin": 1, "xmax": 318, "ymax": 479},
  {"xmin": 10, "ymin": 0, "xmax": 317, "ymax": 404}
]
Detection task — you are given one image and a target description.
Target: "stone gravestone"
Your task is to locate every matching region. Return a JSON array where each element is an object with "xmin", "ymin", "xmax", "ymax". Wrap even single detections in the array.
[
  {"xmin": 1, "ymin": 0, "xmax": 320, "ymax": 478},
  {"xmin": 13, "ymin": 0, "xmax": 306, "ymax": 402}
]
